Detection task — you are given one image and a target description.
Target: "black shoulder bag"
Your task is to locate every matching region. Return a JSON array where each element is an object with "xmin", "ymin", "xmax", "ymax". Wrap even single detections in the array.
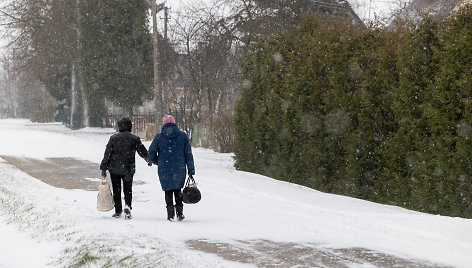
[{"xmin": 182, "ymin": 175, "xmax": 201, "ymax": 204}]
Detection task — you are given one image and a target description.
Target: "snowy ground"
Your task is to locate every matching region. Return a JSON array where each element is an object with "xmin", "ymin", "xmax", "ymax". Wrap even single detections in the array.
[{"xmin": 0, "ymin": 119, "xmax": 471, "ymax": 267}]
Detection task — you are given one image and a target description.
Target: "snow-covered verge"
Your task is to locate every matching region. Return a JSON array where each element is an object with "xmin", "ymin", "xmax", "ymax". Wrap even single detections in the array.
[
  {"xmin": 0, "ymin": 213, "xmax": 61, "ymax": 268},
  {"xmin": 0, "ymin": 158, "xmax": 223, "ymax": 267},
  {"xmin": 0, "ymin": 119, "xmax": 471, "ymax": 267}
]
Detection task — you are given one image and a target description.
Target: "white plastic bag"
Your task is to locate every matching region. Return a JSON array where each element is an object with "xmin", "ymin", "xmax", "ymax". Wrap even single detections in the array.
[{"xmin": 97, "ymin": 177, "xmax": 114, "ymax": 212}]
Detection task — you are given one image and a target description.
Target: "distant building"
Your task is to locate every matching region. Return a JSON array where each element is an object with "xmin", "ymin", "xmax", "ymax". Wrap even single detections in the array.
[
  {"xmin": 452, "ymin": 0, "xmax": 472, "ymax": 13},
  {"xmin": 394, "ymin": 0, "xmax": 461, "ymax": 21},
  {"xmin": 303, "ymin": 0, "xmax": 364, "ymax": 25}
]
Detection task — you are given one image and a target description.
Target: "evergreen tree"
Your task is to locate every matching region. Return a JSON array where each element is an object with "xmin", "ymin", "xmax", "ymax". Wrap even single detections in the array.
[
  {"xmin": 235, "ymin": 8, "xmax": 472, "ymax": 218},
  {"xmin": 79, "ymin": 0, "xmax": 153, "ymax": 126},
  {"xmin": 380, "ymin": 17, "xmax": 441, "ymax": 210},
  {"xmin": 427, "ymin": 6, "xmax": 472, "ymax": 216},
  {"xmin": 234, "ymin": 38, "xmax": 281, "ymax": 174}
]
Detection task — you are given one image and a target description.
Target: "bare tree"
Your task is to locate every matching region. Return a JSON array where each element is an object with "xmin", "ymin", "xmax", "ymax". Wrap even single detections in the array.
[
  {"xmin": 169, "ymin": 1, "xmax": 241, "ymax": 146},
  {"xmin": 164, "ymin": 0, "xmax": 353, "ymax": 150}
]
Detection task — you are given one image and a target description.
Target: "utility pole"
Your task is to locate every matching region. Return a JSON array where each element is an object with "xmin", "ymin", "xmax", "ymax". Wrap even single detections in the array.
[
  {"xmin": 368, "ymin": 0, "xmax": 372, "ymax": 21},
  {"xmin": 152, "ymin": 0, "xmax": 164, "ymax": 122},
  {"xmin": 159, "ymin": 4, "xmax": 170, "ymax": 115},
  {"xmin": 163, "ymin": 6, "xmax": 169, "ymax": 40}
]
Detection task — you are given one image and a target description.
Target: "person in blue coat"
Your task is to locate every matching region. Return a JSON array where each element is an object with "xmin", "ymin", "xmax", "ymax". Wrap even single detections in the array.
[{"xmin": 148, "ymin": 115, "xmax": 195, "ymax": 221}]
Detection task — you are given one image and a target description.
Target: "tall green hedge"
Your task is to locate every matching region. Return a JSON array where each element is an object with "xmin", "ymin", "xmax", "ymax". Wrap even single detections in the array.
[{"xmin": 234, "ymin": 8, "xmax": 472, "ymax": 218}]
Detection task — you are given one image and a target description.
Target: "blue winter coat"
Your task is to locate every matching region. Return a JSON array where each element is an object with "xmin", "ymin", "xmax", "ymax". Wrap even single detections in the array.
[{"xmin": 148, "ymin": 123, "xmax": 195, "ymax": 191}]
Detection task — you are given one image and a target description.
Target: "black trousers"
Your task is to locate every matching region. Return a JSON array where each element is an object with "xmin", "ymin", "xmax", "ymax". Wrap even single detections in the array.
[
  {"xmin": 165, "ymin": 189, "xmax": 183, "ymax": 217},
  {"xmin": 110, "ymin": 173, "xmax": 133, "ymax": 213}
]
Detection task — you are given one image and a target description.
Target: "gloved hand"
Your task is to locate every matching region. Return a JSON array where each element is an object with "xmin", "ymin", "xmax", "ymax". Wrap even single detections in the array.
[
  {"xmin": 147, "ymin": 160, "xmax": 153, "ymax": 166},
  {"xmin": 101, "ymin": 170, "xmax": 107, "ymax": 178}
]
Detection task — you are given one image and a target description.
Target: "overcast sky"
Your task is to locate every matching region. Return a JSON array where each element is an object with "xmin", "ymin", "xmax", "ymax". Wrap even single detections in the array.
[{"xmin": 161, "ymin": 0, "xmax": 412, "ymax": 22}]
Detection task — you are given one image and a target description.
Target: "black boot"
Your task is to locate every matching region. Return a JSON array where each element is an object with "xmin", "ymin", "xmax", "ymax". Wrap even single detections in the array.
[
  {"xmin": 176, "ymin": 205, "xmax": 185, "ymax": 221},
  {"xmin": 166, "ymin": 205, "xmax": 175, "ymax": 221},
  {"xmin": 124, "ymin": 205, "xmax": 132, "ymax": 220},
  {"xmin": 112, "ymin": 207, "xmax": 122, "ymax": 218}
]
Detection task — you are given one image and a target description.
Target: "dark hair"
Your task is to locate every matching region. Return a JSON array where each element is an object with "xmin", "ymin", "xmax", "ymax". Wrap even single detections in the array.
[{"xmin": 118, "ymin": 117, "xmax": 132, "ymax": 132}]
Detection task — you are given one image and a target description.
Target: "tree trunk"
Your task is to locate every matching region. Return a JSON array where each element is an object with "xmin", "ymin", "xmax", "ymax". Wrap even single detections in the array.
[
  {"xmin": 77, "ymin": 0, "xmax": 89, "ymax": 127},
  {"xmin": 4, "ymin": 59, "xmax": 14, "ymax": 117},
  {"xmin": 70, "ymin": 63, "xmax": 76, "ymax": 127},
  {"xmin": 79, "ymin": 74, "xmax": 89, "ymax": 127}
]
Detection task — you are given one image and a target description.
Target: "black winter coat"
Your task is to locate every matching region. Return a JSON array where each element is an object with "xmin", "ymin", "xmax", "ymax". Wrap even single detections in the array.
[{"xmin": 100, "ymin": 131, "xmax": 149, "ymax": 176}]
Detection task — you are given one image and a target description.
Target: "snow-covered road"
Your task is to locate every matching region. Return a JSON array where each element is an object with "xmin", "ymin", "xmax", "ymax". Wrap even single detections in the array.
[{"xmin": 0, "ymin": 119, "xmax": 471, "ymax": 267}]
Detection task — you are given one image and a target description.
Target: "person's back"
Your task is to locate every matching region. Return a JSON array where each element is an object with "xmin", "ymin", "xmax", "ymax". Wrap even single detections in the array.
[
  {"xmin": 100, "ymin": 117, "xmax": 151, "ymax": 219},
  {"xmin": 153, "ymin": 123, "xmax": 191, "ymax": 179},
  {"xmin": 149, "ymin": 115, "xmax": 195, "ymax": 221},
  {"xmin": 104, "ymin": 131, "xmax": 145, "ymax": 176}
]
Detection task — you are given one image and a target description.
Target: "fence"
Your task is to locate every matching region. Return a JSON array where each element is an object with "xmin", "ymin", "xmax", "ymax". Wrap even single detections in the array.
[
  {"xmin": 106, "ymin": 114, "xmax": 157, "ymax": 140},
  {"xmin": 62, "ymin": 111, "xmax": 82, "ymax": 130}
]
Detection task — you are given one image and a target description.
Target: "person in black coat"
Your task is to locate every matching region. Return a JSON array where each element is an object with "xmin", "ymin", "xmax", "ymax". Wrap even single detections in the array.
[
  {"xmin": 100, "ymin": 117, "xmax": 151, "ymax": 219},
  {"xmin": 148, "ymin": 115, "xmax": 195, "ymax": 221}
]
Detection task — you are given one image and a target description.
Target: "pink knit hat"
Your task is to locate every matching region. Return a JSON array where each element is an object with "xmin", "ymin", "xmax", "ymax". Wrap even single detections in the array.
[{"xmin": 162, "ymin": 115, "xmax": 175, "ymax": 125}]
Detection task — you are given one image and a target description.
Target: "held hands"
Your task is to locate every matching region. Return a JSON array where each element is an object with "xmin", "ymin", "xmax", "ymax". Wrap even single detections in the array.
[
  {"xmin": 101, "ymin": 170, "xmax": 107, "ymax": 178},
  {"xmin": 145, "ymin": 157, "xmax": 153, "ymax": 166}
]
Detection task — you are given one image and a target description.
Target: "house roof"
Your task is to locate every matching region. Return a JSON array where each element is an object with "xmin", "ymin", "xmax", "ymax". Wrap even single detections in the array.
[
  {"xmin": 452, "ymin": 0, "xmax": 472, "ymax": 13},
  {"xmin": 303, "ymin": 0, "xmax": 364, "ymax": 25}
]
